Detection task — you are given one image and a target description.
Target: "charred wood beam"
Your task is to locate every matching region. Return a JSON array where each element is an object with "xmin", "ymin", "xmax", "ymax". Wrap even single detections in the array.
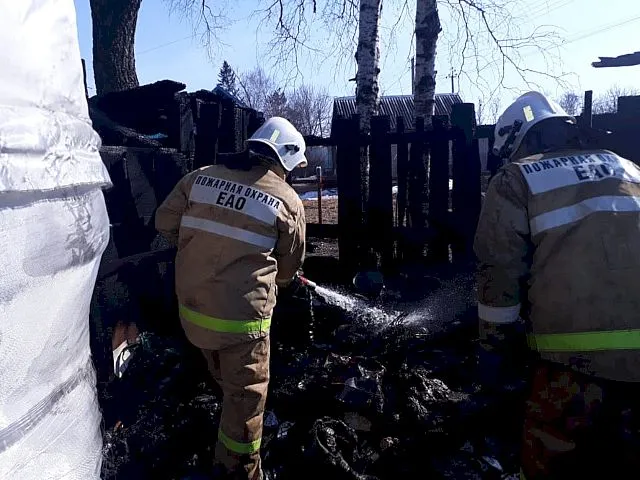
[{"xmin": 592, "ymin": 51, "xmax": 640, "ymax": 68}]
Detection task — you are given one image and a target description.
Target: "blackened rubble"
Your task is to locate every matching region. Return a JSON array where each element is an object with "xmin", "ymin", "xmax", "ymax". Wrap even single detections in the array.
[{"xmin": 99, "ymin": 269, "xmax": 528, "ymax": 480}]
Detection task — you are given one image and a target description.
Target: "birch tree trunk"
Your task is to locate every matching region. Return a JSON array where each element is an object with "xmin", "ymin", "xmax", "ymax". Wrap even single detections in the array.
[
  {"xmin": 414, "ymin": 0, "xmax": 441, "ymax": 126},
  {"xmin": 410, "ymin": 0, "xmax": 441, "ymax": 251},
  {"xmin": 355, "ymin": 0, "xmax": 383, "ymax": 264},
  {"xmin": 355, "ymin": 0, "xmax": 383, "ymax": 133}
]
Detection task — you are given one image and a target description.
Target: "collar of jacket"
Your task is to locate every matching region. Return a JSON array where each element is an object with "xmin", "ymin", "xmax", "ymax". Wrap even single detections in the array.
[
  {"xmin": 218, "ymin": 149, "xmax": 286, "ymax": 179},
  {"xmin": 513, "ymin": 148, "xmax": 600, "ymax": 163},
  {"xmin": 248, "ymin": 150, "xmax": 287, "ymax": 179}
]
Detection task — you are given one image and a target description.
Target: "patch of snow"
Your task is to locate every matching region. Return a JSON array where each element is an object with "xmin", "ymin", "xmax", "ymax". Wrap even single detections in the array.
[{"xmin": 299, "ymin": 188, "xmax": 338, "ymax": 200}]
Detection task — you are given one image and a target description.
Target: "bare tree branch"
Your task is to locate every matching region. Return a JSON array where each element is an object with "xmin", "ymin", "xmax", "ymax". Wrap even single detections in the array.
[
  {"xmin": 476, "ymin": 96, "xmax": 501, "ymax": 124},
  {"xmin": 251, "ymin": 0, "xmax": 361, "ymax": 86},
  {"xmin": 246, "ymin": 0, "xmax": 569, "ymax": 105},
  {"xmin": 236, "ymin": 66, "xmax": 277, "ymax": 111},
  {"xmin": 236, "ymin": 66, "xmax": 332, "ymax": 137},
  {"xmin": 163, "ymin": 0, "xmax": 230, "ymax": 57},
  {"xmin": 287, "ymin": 84, "xmax": 333, "ymax": 136},
  {"xmin": 557, "ymin": 91, "xmax": 582, "ymax": 116},
  {"xmin": 439, "ymin": 0, "xmax": 570, "ymax": 106},
  {"xmin": 592, "ymin": 85, "xmax": 640, "ymax": 114}
]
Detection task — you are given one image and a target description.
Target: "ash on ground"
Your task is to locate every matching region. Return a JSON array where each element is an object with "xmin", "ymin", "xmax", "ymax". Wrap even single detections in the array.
[{"xmin": 100, "ymin": 270, "xmax": 528, "ymax": 480}]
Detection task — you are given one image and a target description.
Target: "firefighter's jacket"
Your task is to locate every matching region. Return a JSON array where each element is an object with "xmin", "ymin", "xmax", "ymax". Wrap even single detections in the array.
[
  {"xmin": 156, "ymin": 161, "xmax": 306, "ymax": 350},
  {"xmin": 475, "ymin": 149, "xmax": 640, "ymax": 382}
]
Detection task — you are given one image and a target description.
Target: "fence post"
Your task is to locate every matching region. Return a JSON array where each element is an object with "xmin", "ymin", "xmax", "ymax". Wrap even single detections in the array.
[
  {"xmin": 368, "ymin": 115, "xmax": 394, "ymax": 270},
  {"xmin": 194, "ymin": 101, "xmax": 221, "ymax": 169},
  {"xmin": 396, "ymin": 117, "xmax": 409, "ymax": 226},
  {"xmin": 406, "ymin": 117, "xmax": 426, "ymax": 263},
  {"xmin": 336, "ymin": 116, "xmax": 363, "ymax": 277},
  {"xmin": 168, "ymin": 92, "xmax": 195, "ymax": 156},
  {"xmin": 316, "ymin": 165, "xmax": 323, "ymax": 225},
  {"xmin": 395, "ymin": 117, "xmax": 409, "ymax": 263},
  {"xmin": 582, "ymin": 90, "xmax": 593, "ymax": 127},
  {"xmin": 427, "ymin": 117, "xmax": 450, "ymax": 263},
  {"xmin": 451, "ymin": 103, "xmax": 481, "ymax": 264}
]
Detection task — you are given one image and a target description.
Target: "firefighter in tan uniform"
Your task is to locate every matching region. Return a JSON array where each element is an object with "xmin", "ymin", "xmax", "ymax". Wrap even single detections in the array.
[
  {"xmin": 156, "ymin": 117, "xmax": 307, "ymax": 480},
  {"xmin": 474, "ymin": 92, "xmax": 640, "ymax": 479}
]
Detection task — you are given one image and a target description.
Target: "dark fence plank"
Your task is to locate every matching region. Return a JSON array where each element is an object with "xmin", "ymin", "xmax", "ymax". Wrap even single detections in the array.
[
  {"xmin": 335, "ymin": 116, "xmax": 363, "ymax": 277},
  {"xmin": 368, "ymin": 116, "xmax": 394, "ymax": 269},
  {"xmin": 582, "ymin": 90, "xmax": 593, "ymax": 127},
  {"xmin": 428, "ymin": 117, "xmax": 450, "ymax": 263},
  {"xmin": 406, "ymin": 117, "xmax": 426, "ymax": 263},
  {"xmin": 396, "ymin": 117, "xmax": 409, "ymax": 228},
  {"xmin": 168, "ymin": 92, "xmax": 194, "ymax": 155},
  {"xmin": 451, "ymin": 103, "xmax": 481, "ymax": 263},
  {"xmin": 476, "ymin": 125, "xmax": 494, "ymax": 138},
  {"xmin": 395, "ymin": 117, "xmax": 409, "ymax": 263},
  {"xmin": 194, "ymin": 101, "xmax": 221, "ymax": 169}
]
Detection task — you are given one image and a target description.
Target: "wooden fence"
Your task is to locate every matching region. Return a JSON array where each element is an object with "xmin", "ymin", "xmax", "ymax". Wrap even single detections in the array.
[{"xmin": 306, "ymin": 103, "xmax": 498, "ymax": 276}]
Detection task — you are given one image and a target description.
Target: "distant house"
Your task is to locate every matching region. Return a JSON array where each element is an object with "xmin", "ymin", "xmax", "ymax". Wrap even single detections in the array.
[
  {"xmin": 326, "ymin": 93, "xmax": 465, "ymax": 179},
  {"xmin": 331, "ymin": 93, "xmax": 464, "ymax": 133}
]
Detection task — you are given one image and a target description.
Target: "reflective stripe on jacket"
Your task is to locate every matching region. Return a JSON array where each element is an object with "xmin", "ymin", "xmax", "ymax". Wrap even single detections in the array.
[
  {"xmin": 474, "ymin": 149, "xmax": 640, "ymax": 382},
  {"xmin": 156, "ymin": 157, "xmax": 306, "ymax": 350}
]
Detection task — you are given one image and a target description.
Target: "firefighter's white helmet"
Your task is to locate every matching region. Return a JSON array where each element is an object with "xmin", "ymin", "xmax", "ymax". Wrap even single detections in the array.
[
  {"xmin": 247, "ymin": 117, "xmax": 308, "ymax": 172},
  {"xmin": 493, "ymin": 91, "xmax": 575, "ymax": 159}
]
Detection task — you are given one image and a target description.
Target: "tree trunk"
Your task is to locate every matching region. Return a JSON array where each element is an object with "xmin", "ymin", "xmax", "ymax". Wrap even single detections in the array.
[
  {"xmin": 355, "ymin": 0, "xmax": 383, "ymax": 264},
  {"xmin": 90, "ymin": 0, "xmax": 142, "ymax": 95},
  {"xmin": 355, "ymin": 0, "xmax": 383, "ymax": 133},
  {"xmin": 414, "ymin": 0, "xmax": 441, "ymax": 126},
  {"xmin": 410, "ymin": 0, "xmax": 441, "ymax": 259}
]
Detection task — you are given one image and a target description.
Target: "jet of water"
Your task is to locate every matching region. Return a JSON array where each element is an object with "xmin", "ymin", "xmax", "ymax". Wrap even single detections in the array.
[
  {"xmin": 312, "ymin": 271, "xmax": 476, "ymax": 333},
  {"xmin": 400, "ymin": 273, "xmax": 476, "ymax": 332},
  {"xmin": 313, "ymin": 285, "xmax": 398, "ymax": 325}
]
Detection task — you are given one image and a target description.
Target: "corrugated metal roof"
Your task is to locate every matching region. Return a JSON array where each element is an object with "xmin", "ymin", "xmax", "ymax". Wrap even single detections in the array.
[{"xmin": 332, "ymin": 93, "xmax": 463, "ymax": 130}]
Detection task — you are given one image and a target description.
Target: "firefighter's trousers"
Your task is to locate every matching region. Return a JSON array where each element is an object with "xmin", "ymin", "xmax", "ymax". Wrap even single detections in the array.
[
  {"xmin": 201, "ymin": 335, "xmax": 270, "ymax": 480},
  {"xmin": 520, "ymin": 360, "xmax": 640, "ymax": 479}
]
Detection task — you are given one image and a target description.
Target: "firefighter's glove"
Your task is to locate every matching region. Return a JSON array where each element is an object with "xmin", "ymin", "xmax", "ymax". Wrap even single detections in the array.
[{"xmin": 476, "ymin": 319, "xmax": 527, "ymax": 393}]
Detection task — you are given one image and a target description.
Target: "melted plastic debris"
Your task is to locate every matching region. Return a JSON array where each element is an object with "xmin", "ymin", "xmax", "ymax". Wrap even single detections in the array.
[
  {"xmin": 99, "ymin": 271, "xmax": 528, "ymax": 479},
  {"xmin": 265, "ymin": 411, "xmax": 279, "ymax": 429}
]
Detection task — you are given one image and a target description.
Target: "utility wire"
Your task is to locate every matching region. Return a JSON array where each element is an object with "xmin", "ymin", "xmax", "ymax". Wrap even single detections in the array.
[
  {"xmin": 522, "ymin": 13, "xmax": 640, "ymax": 59},
  {"xmin": 562, "ymin": 14, "xmax": 640, "ymax": 46},
  {"xmin": 137, "ymin": 34, "xmax": 195, "ymax": 55},
  {"xmin": 526, "ymin": 0, "xmax": 575, "ymax": 20}
]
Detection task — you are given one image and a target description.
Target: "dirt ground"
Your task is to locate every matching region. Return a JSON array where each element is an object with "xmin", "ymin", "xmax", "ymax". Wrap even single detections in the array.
[
  {"xmin": 303, "ymin": 198, "xmax": 338, "ymax": 224},
  {"xmin": 307, "ymin": 237, "xmax": 339, "ymax": 258}
]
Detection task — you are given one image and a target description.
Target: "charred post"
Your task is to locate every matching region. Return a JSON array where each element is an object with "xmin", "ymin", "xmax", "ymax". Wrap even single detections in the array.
[
  {"xmin": 336, "ymin": 116, "xmax": 363, "ymax": 277},
  {"xmin": 427, "ymin": 116, "xmax": 450, "ymax": 263},
  {"xmin": 407, "ymin": 117, "xmax": 426, "ymax": 263},
  {"xmin": 368, "ymin": 115, "xmax": 394, "ymax": 270},
  {"xmin": 451, "ymin": 103, "xmax": 481, "ymax": 264},
  {"xmin": 194, "ymin": 102, "xmax": 221, "ymax": 169}
]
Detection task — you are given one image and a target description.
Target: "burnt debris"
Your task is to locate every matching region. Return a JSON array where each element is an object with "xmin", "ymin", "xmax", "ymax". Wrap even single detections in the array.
[{"xmin": 98, "ymin": 271, "xmax": 528, "ymax": 480}]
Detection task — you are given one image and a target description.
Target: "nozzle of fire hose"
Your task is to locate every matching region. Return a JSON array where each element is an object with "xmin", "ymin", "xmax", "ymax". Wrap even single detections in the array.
[{"xmin": 298, "ymin": 275, "xmax": 317, "ymax": 290}]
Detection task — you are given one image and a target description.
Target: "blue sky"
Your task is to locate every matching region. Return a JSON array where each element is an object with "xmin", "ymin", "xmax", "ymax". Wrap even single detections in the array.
[{"xmin": 74, "ymin": 0, "xmax": 639, "ymax": 110}]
